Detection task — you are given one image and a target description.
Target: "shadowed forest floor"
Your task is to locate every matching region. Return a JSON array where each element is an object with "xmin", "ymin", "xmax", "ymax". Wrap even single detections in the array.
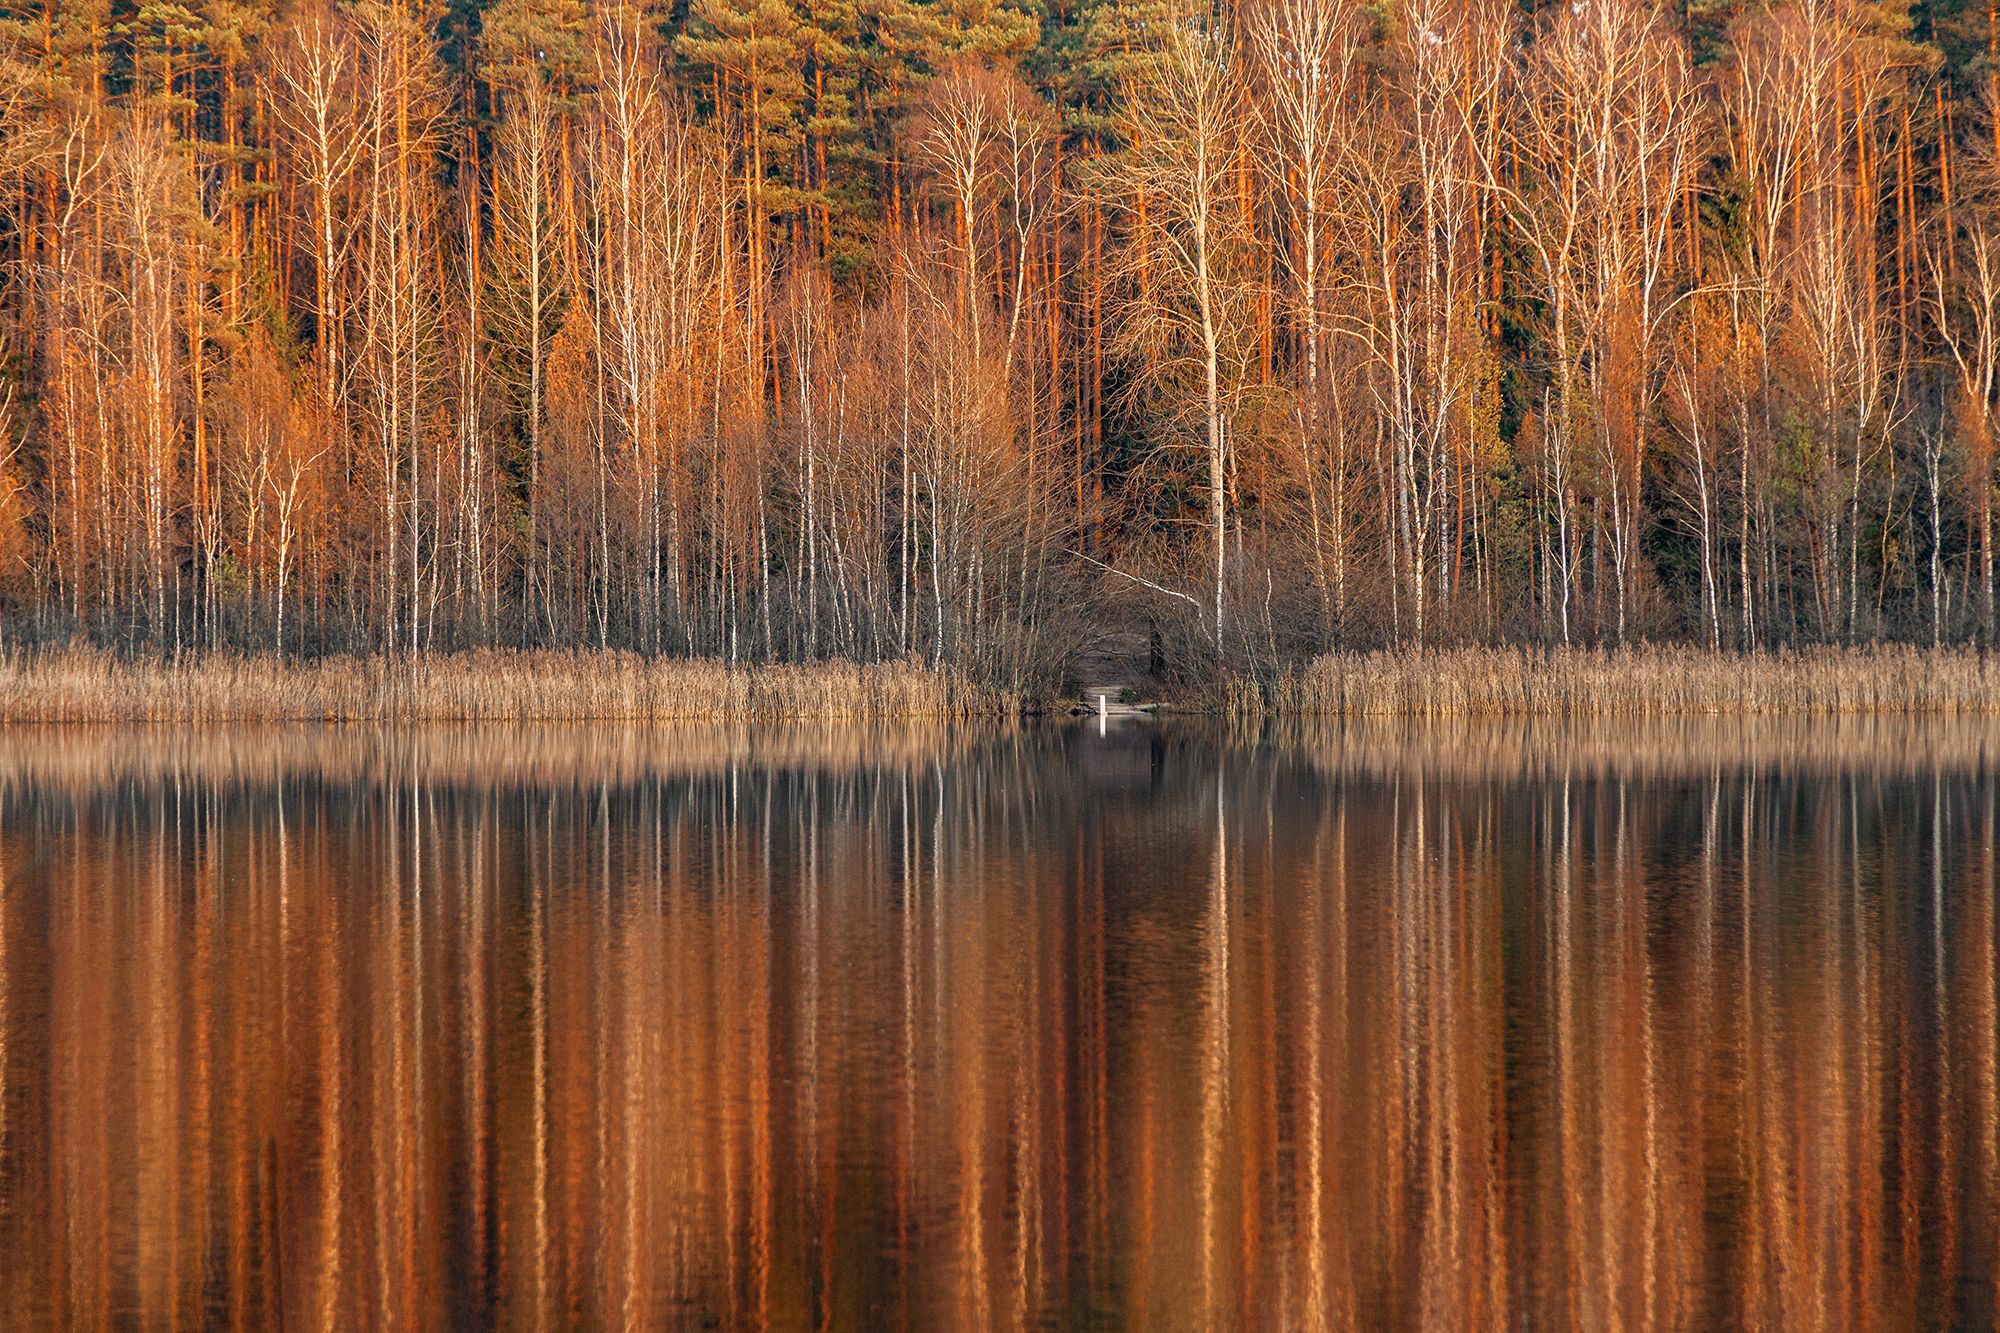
[{"xmin": 1067, "ymin": 625, "xmax": 1162, "ymax": 712}]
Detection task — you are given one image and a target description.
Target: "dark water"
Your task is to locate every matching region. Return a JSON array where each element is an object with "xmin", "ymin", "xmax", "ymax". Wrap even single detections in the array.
[{"xmin": 0, "ymin": 719, "xmax": 1995, "ymax": 1330}]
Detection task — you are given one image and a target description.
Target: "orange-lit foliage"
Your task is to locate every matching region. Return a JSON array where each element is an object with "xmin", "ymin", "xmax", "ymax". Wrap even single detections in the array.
[{"xmin": 0, "ymin": 0, "xmax": 1993, "ymax": 676}]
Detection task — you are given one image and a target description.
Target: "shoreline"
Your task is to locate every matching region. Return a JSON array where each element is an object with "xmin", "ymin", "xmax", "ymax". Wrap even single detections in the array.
[{"xmin": 1, "ymin": 644, "xmax": 1998, "ymax": 722}]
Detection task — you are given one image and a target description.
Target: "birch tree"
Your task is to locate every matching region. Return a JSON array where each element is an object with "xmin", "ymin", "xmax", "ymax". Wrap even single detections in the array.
[
  {"xmin": 1108, "ymin": 16, "xmax": 1253, "ymax": 654},
  {"xmin": 1251, "ymin": 0, "xmax": 1365, "ymax": 640}
]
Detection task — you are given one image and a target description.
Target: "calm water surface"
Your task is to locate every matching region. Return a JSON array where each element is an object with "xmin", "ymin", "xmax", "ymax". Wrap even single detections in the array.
[{"xmin": 0, "ymin": 719, "xmax": 1995, "ymax": 1330}]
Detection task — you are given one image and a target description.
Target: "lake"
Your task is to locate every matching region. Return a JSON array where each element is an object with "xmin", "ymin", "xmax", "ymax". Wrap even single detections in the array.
[{"xmin": 0, "ymin": 718, "xmax": 1993, "ymax": 1329}]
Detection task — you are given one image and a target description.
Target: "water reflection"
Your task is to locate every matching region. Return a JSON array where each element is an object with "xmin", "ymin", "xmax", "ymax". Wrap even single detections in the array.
[{"xmin": 0, "ymin": 720, "xmax": 1993, "ymax": 1329}]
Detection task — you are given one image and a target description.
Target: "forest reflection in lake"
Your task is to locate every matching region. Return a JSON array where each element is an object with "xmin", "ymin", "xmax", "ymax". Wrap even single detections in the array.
[{"xmin": 0, "ymin": 719, "xmax": 1994, "ymax": 1330}]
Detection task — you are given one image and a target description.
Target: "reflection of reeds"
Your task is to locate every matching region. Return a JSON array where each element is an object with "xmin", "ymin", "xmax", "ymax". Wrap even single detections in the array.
[
  {"xmin": 1256, "ymin": 714, "xmax": 2000, "ymax": 783},
  {"xmin": 0, "ymin": 721, "xmax": 1006, "ymax": 795},
  {"xmin": 0, "ymin": 648, "xmax": 1003, "ymax": 721},
  {"xmin": 1265, "ymin": 645, "xmax": 2000, "ymax": 716},
  {"xmin": 2, "ymin": 715, "xmax": 1998, "ymax": 800}
]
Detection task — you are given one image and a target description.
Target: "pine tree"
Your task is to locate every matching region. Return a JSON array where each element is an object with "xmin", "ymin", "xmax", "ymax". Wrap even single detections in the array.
[
  {"xmin": 852, "ymin": 0, "xmax": 944, "ymax": 251},
  {"xmin": 680, "ymin": 0, "xmax": 807, "ymax": 384},
  {"xmin": 200, "ymin": 0, "xmax": 281, "ymax": 329},
  {"xmin": 795, "ymin": 0, "xmax": 866, "ymax": 275},
  {"xmin": 937, "ymin": 0, "xmax": 1039, "ymax": 60}
]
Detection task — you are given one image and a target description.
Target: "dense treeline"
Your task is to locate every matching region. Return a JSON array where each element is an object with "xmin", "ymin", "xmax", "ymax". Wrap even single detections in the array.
[{"xmin": 0, "ymin": 0, "xmax": 1998, "ymax": 685}]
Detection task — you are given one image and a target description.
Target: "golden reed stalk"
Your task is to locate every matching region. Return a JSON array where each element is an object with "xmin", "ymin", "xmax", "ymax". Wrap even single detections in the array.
[
  {"xmin": 0, "ymin": 649, "xmax": 1005, "ymax": 722},
  {"xmin": 1261, "ymin": 645, "xmax": 2000, "ymax": 717}
]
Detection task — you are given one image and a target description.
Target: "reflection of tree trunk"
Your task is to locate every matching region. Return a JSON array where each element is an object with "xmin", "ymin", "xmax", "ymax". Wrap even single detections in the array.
[{"xmin": 1198, "ymin": 774, "xmax": 1229, "ymax": 1324}]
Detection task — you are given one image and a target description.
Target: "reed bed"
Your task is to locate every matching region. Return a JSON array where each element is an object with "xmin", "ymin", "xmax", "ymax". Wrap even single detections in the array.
[
  {"xmin": 0, "ymin": 648, "xmax": 1005, "ymax": 723},
  {"xmin": 1264, "ymin": 645, "xmax": 2000, "ymax": 717}
]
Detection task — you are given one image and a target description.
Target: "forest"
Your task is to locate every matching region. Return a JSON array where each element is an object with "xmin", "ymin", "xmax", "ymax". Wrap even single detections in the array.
[{"xmin": 0, "ymin": 0, "xmax": 1998, "ymax": 690}]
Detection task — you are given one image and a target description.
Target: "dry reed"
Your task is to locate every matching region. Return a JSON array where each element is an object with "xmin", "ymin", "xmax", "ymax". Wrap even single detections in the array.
[
  {"xmin": 0, "ymin": 648, "xmax": 1006, "ymax": 723},
  {"xmin": 1262, "ymin": 645, "xmax": 2000, "ymax": 717}
]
